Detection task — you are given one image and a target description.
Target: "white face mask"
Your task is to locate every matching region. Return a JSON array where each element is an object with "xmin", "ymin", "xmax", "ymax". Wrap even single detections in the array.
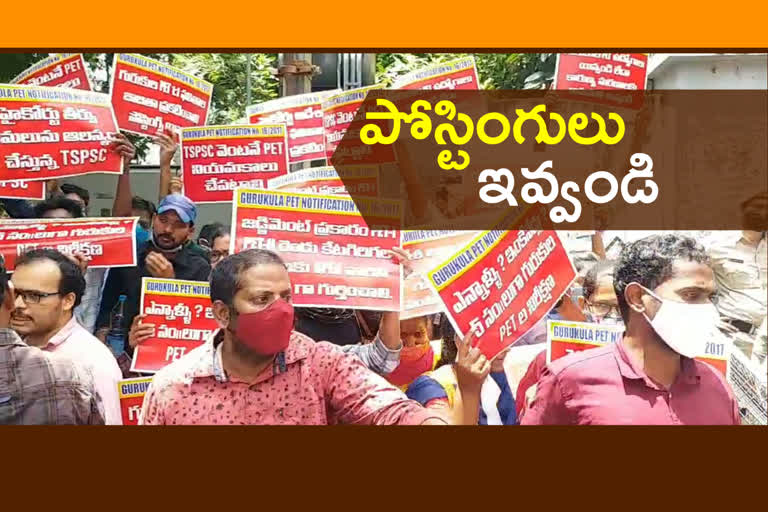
[{"xmin": 636, "ymin": 284, "xmax": 720, "ymax": 358}]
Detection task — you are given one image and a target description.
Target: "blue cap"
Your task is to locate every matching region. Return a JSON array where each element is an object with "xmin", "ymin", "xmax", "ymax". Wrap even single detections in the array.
[{"xmin": 157, "ymin": 194, "xmax": 197, "ymax": 224}]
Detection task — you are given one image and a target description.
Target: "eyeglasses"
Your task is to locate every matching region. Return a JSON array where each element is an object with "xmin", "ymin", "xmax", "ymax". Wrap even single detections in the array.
[
  {"xmin": 15, "ymin": 289, "xmax": 61, "ymax": 305},
  {"xmin": 586, "ymin": 301, "xmax": 621, "ymax": 317}
]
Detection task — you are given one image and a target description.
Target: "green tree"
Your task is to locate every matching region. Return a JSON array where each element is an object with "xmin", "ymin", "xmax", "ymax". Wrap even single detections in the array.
[
  {"xmin": 170, "ymin": 53, "xmax": 279, "ymax": 124},
  {"xmin": 376, "ymin": 53, "xmax": 557, "ymax": 90}
]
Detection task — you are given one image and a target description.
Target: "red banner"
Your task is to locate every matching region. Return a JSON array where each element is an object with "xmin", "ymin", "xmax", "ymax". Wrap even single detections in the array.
[
  {"xmin": 131, "ymin": 278, "xmax": 219, "ymax": 374},
  {"xmin": 392, "ymin": 56, "xmax": 480, "ymax": 90},
  {"xmin": 553, "ymin": 53, "xmax": 648, "ymax": 109},
  {"xmin": 247, "ymin": 92, "xmax": 327, "ymax": 164},
  {"xmin": 322, "ymin": 85, "xmax": 387, "ymax": 162},
  {"xmin": 12, "ymin": 54, "xmax": 92, "ymax": 91},
  {"xmin": 267, "ymin": 165, "xmax": 379, "ymax": 197},
  {"xmin": 117, "ymin": 376, "xmax": 152, "ymax": 426},
  {"xmin": 180, "ymin": 124, "xmax": 288, "ymax": 203},
  {"xmin": 110, "ymin": 53, "xmax": 212, "ymax": 137},
  {"xmin": 232, "ymin": 189, "xmax": 402, "ymax": 311},
  {"xmin": 401, "ymin": 230, "xmax": 480, "ymax": 319},
  {"xmin": 0, "ymin": 217, "xmax": 138, "ymax": 271},
  {"xmin": 0, "ymin": 85, "xmax": 123, "ymax": 181},
  {"xmin": 427, "ymin": 209, "xmax": 576, "ymax": 360},
  {"xmin": 0, "ymin": 179, "xmax": 45, "ymax": 200}
]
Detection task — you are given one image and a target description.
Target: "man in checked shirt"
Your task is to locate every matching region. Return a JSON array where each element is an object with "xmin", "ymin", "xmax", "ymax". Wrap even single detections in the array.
[{"xmin": 0, "ymin": 257, "xmax": 104, "ymax": 425}]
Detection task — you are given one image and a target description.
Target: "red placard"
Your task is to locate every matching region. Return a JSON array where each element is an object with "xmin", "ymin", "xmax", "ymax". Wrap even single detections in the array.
[
  {"xmin": 12, "ymin": 54, "xmax": 93, "ymax": 91},
  {"xmin": 267, "ymin": 165, "xmax": 379, "ymax": 197},
  {"xmin": 0, "ymin": 85, "xmax": 123, "ymax": 181},
  {"xmin": 117, "ymin": 376, "xmax": 152, "ymax": 426},
  {"xmin": 401, "ymin": 230, "xmax": 480, "ymax": 319},
  {"xmin": 0, "ymin": 179, "xmax": 45, "ymax": 200},
  {"xmin": 427, "ymin": 209, "xmax": 576, "ymax": 360},
  {"xmin": 110, "ymin": 53, "xmax": 212, "ymax": 137},
  {"xmin": 553, "ymin": 53, "xmax": 648, "ymax": 109},
  {"xmin": 131, "ymin": 278, "xmax": 219, "ymax": 374},
  {"xmin": 393, "ymin": 56, "xmax": 480, "ymax": 90},
  {"xmin": 180, "ymin": 124, "xmax": 288, "ymax": 203},
  {"xmin": 247, "ymin": 92, "xmax": 327, "ymax": 164},
  {"xmin": 231, "ymin": 188, "xmax": 402, "ymax": 311},
  {"xmin": 0, "ymin": 217, "xmax": 138, "ymax": 271},
  {"xmin": 322, "ymin": 85, "xmax": 386, "ymax": 162}
]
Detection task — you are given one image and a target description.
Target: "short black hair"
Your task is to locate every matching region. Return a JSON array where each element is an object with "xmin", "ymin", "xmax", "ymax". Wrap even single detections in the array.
[
  {"xmin": 614, "ymin": 235, "xmax": 710, "ymax": 323},
  {"xmin": 198, "ymin": 223, "xmax": 230, "ymax": 248},
  {"xmin": 132, "ymin": 196, "xmax": 156, "ymax": 216},
  {"xmin": 583, "ymin": 260, "xmax": 616, "ymax": 301},
  {"xmin": 210, "ymin": 249, "xmax": 286, "ymax": 306},
  {"xmin": 33, "ymin": 197, "xmax": 84, "ymax": 218},
  {"xmin": 0, "ymin": 255, "xmax": 8, "ymax": 304},
  {"xmin": 15, "ymin": 248, "xmax": 86, "ymax": 307},
  {"xmin": 60, "ymin": 183, "xmax": 90, "ymax": 206}
]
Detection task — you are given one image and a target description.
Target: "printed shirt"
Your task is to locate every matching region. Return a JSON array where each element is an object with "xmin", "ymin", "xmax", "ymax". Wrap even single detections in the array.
[
  {"xmin": 521, "ymin": 341, "xmax": 741, "ymax": 425},
  {"xmin": 140, "ymin": 330, "xmax": 447, "ymax": 425},
  {"xmin": 0, "ymin": 328, "xmax": 104, "ymax": 424},
  {"xmin": 41, "ymin": 316, "xmax": 123, "ymax": 425}
]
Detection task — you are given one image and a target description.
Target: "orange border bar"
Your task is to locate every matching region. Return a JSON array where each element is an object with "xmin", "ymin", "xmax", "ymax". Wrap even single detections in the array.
[{"xmin": 2, "ymin": 2, "xmax": 768, "ymax": 48}]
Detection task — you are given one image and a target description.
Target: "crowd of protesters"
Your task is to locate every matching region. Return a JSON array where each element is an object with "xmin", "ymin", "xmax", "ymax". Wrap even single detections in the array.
[{"xmin": 1, "ymin": 132, "xmax": 765, "ymax": 425}]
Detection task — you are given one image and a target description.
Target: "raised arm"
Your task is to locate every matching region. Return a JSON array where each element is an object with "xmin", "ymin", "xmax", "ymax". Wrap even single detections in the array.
[{"xmin": 111, "ymin": 133, "xmax": 137, "ymax": 217}]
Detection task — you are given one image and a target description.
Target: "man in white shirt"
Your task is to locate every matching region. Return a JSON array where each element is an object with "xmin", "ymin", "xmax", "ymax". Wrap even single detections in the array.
[{"xmin": 10, "ymin": 248, "xmax": 123, "ymax": 424}]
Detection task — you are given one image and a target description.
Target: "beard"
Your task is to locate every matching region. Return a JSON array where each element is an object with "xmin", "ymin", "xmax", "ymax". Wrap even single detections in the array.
[{"xmin": 151, "ymin": 231, "xmax": 184, "ymax": 252}]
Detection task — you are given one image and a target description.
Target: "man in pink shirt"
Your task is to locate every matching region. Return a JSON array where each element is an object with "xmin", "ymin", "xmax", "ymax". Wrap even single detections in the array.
[
  {"xmin": 141, "ymin": 249, "xmax": 448, "ymax": 425},
  {"xmin": 10, "ymin": 248, "xmax": 123, "ymax": 425},
  {"xmin": 523, "ymin": 234, "xmax": 741, "ymax": 425}
]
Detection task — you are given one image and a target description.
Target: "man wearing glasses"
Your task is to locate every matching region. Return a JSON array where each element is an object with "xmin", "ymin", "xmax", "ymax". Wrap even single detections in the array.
[
  {"xmin": 10, "ymin": 249, "xmax": 123, "ymax": 424},
  {"xmin": 523, "ymin": 235, "xmax": 740, "ymax": 425}
]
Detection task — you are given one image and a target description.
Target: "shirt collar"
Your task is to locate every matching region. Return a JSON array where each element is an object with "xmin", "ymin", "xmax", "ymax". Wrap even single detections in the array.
[
  {"xmin": 0, "ymin": 328, "xmax": 24, "ymax": 347},
  {"xmin": 44, "ymin": 316, "xmax": 79, "ymax": 349},
  {"xmin": 187, "ymin": 330, "xmax": 312, "ymax": 384},
  {"xmin": 613, "ymin": 339, "xmax": 700, "ymax": 388}
]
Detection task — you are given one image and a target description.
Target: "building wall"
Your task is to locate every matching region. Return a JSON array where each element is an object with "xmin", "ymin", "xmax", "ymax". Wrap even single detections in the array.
[{"xmin": 649, "ymin": 54, "xmax": 767, "ymax": 89}]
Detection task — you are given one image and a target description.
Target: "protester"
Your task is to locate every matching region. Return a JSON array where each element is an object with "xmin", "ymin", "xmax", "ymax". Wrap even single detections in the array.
[
  {"xmin": 0, "ymin": 255, "xmax": 105, "ymax": 424},
  {"xmin": 515, "ymin": 261, "xmax": 618, "ymax": 419},
  {"xmin": 132, "ymin": 196, "xmax": 156, "ymax": 246},
  {"xmin": 10, "ymin": 248, "xmax": 122, "ymax": 424},
  {"xmin": 59, "ymin": 183, "xmax": 90, "ymax": 216},
  {"xmin": 386, "ymin": 315, "xmax": 441, "ymax": 388},
  {"xmin": 406, "ymin": 331, "xmax": 516, "ymax": 425},
  {"xmin": 140, "ymin": 249, "xmax": 451, "ymax": 425},
  {"xmin": 578, "ymin": 259, "xmax": 622, "ymax": 326},
  {"xmin": 96, "ymin": 193, "xmax": 211, "ymax": 348},
  {"xmin": 522, "ymin": 234, "xmax": 741, "ymax": 425},
  {"xmin": 128, "ymin": 298, "xmax": 404, "ymax": 376},
  {"xmin": 197, "ymin": 223, "xmax": 231, "ymax": 269},
  {"xmin": 33, "ymin": 196, "xmax": 84, "ymax": 219}
]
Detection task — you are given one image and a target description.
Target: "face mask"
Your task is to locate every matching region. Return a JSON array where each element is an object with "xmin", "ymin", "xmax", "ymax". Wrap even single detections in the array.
[
  {"xmin": 151, "ymin": 230, "xmax": 185, "ymax": 253},
  {"xmin": 135, "ymin": 224, "xmax": 150, "ymax": 246},
  {"xmin": 637, "ymin": 284, "xmax": 719, "ymax": 358},
  {"xmin": 232, "ymin": 299, "xmax": 294, "ymax": 356},
  {"xmin": 400, "ymin": 343, "xmax": 430, "ymax": 363}
]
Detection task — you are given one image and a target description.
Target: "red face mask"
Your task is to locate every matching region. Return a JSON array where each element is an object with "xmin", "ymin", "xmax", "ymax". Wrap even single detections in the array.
[{"xmin": 232, "ymin": 299, "xmax": 294, "ymax": 355}]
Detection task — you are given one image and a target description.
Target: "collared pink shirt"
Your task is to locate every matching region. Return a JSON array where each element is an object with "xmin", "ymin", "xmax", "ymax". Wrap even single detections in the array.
[
  {"xmin": 42, "ymin": 316, "xmax": 123, "ymax": 425},
  {"xmin": 521, "ymin": 340, "xmax": 741, "ymax": 425},
  {"xmin": 140, "ymin": 331, "xmax": 447, "ymax": 425}
]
